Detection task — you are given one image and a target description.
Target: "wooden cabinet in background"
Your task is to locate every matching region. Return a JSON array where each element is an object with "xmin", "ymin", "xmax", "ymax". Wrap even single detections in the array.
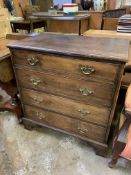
[
  {"xmin": 88, "ymin": 11, "xmax": 103, "ymax": 29},
  {"xmin": 8, "ymin": 33, "xmax": 129, "ymax": 156},
  {"xmin": 32, "ymin": 12, "xmax": 90, "ymax": 35}
]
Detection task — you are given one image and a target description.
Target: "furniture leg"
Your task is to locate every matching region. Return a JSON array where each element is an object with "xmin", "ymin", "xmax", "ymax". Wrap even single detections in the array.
[
  {"xmin": 94, "ymin": 144, "xmax": 108, "ymax": 157},
  {"xmin": 23, "ymin": 119, "xmax": 34, "ymax": 131},
  {"xmin": 30, "ymin": 19, "xmax": 34, "ymax": 33},
  {"xmin": 109, "ymin": 141, "xmax": 125, "ymax": 168},
  {"xmin": 109, "ymin": 117, "xmax": 131, "ymax": 168},
  {"xmin": 13, "ymin": 24, "xmax": 17, "ymax": 33},
  {"xmin": 79, "ymin": 20, "xmax": 81, "ymax": 36}
]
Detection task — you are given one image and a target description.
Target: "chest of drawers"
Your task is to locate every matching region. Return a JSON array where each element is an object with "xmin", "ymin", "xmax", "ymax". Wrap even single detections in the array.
[{"xmin": 8, "ymin": 34, "xmax": 129, "ymax": 156}]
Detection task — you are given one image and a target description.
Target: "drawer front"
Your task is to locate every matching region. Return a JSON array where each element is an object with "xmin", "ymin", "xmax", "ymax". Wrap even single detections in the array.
[
  {"xmin": 12, "ymin": 50, "xmax": 118, "ymax": 83},
  {"xmin": 24, "ymin": 105, "xmax": 106, "ymax": 143},
  {"xmin": 21, "ymin": 88, "xmax": 110, "ymax": 127},
  {"xmin": 16, "ymin": 68, "xmax": 114, "ymax": 107}
]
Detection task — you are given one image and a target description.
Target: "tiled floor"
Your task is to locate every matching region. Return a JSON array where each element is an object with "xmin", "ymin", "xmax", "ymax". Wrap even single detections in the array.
[{"xmin": 0, "ymin": 112, "xmax": 131, "ymax": 175}]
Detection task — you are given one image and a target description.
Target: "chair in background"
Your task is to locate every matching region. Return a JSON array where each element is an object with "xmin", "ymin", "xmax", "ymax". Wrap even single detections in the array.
[
  {"xmin": 11, "ymin": 5, "xmax": 47, "ymax": 33},
  {"xmin": 109, "ymin": 84, "xmax": 131, "ymax": 168},
  {"xmin": 101, "ymin": 8, "xmax": 127, "ymax": 30}
]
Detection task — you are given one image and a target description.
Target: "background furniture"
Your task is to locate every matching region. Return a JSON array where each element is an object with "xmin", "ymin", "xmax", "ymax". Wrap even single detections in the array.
[
  {"xmin": 10, "ymin": 5, "xmax": 47, "ymax": 33},
  {"xmin": 101, "ymin": 17, "xmax": 118, "ymax": 30},
  {"xmin": 11, "ymin": 19, "xmax": 46, "ymax": 33},
  {"xmin": 0, "ymin": 38, "xmax": 18, "ymax": 113},
  {"xmin": 8, "ymin": 33, "xmax": 129, "ymax": 156},
  {"xmin": 11, "ymin": 2, "xmax": 46, "ymax": 33},
  {"xmin": 74, "ymin": 10, "xmax": 103, "ymax": 30},
  {"xmin": 101, "ymin": 8, "xmax": 126, "ymax": 30},
  {"xmin": 109, "ymin": 84, "xmax": 131, "ymax": 167},
  {"xmin": 32, "ymin": 12, "xmax": 90, "ymax": 35},
  {"xmin": 87, "ymin": 11, "xmax": 103, "ymax": 30}
]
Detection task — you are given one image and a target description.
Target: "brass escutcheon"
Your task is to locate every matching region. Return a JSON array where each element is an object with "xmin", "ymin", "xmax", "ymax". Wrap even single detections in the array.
[
  {"xmin": 78, "ymin": 109, "xmax": 91, "ymax": 116},
  {"xmin": 78, "ymin": 127, "xmax": 88, "ymax": 134},
  {"xmin": 33, "ymin": 96, "xmax": 44, "ymax": 103},
  {"xmin": 27, "ymin": 56, "xmax": 39, "ymax": 66},
  {"xmin": 36, "ymin": 112, "xmax": 45, "ymax": 120},
  {"xmin": 30, "ymin": 78, "xmax": 42, "ymax": 86},
  {"xmin": 80, "ymin": 88, "xmax": 93, "ymax": 96},
  {"xmin": 80, "ymin": 65, "xmax": 95, "ymax": 75}
]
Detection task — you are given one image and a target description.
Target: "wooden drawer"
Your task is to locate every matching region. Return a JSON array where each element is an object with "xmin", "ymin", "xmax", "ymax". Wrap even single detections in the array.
[
  {"xmin": 16, "ymin": 68, "xmax": 115, "ymax": 107},
  {"xmin": 24, "ymin": 104, "xmax": 106, "ymax": 143},
  {"xmin": 21, "ymin": 88, "xmax": 110, "ymax": 127},
  {"xmin": 12, "ymin": 50, "xmax": 118, "ymax": 83}
]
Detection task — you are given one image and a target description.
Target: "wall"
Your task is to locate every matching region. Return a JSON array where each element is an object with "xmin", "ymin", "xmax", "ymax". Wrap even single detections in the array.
[
  {"xmin": 36, "ymin": 0, "xmax": 53, "ymax": 12},
  {"xmin": 54, "ymin": 0, "xmax": 72, "ymax": 9},
  {"xmin": 116, "ymin": 0, "xmax": 131, "ymax": 8},
  {"xmin": 0, "ymin": 0, "xmax": 4, "ymax": 8}
]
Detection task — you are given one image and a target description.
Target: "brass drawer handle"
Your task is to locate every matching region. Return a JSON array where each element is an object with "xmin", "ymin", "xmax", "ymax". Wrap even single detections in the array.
[
  {"xmin": 78, "ymin": 127, "xmax": 88, "ymax": 134},
  {"xmin": 27, "ymin": 56, "xmax": 39, "ymax": 66},
  {"xmin": 30, "ymin": 78, "xmax": 42, "ymax": 86},
  {"xmin": 36, "ymin": 112, "xmax": 46, "ymax": 120},
  {"xmin": 78, "ymin": 109, "xmax": 90, "ymax": 116},
  {"xmin": 80, "ymin": 88, "xmax": 93, "ymax": 96},
  {"xmin": 33, "ymin": 97, "xmax": 44, "ymax": 104},
  {"xmin": 80, "ymin": 65, "xmax": 95, "ymax": 75}
]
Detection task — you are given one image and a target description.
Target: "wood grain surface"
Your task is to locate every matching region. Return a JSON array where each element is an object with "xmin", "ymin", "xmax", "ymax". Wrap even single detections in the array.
[
  {"xmin": 21, "ymin": 88, "xmax": 110, "ymax": 127},
  {"xmin": 15, "ymin": 67, "xmax": 115, "ymax": 107},
  {"xmin": 8, "ymin": 33, "xmax": 129, "ymax": 62},
  {"xmin": 24, "ymin": 104, "xmax": 106, "ymax": 143},
  {"xmin": 12, "ymin": 50, "xmax": 118, "ymax": 83}
]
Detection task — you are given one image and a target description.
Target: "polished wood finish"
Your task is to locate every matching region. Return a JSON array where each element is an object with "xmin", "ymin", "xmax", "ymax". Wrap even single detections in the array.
[
  {"xmin": 8, "ymin": 34, "xmax": 129, "ymax": 62},
  {"xmin": 47, "ymin": 18, "xmax": 89, "ymax": 35},
  {"xmin": 83, "ymin": 30, "xmax": 131, "ymax": 88},
  {"xmin": 68, "ymin": 11, "xmax": 103, "ymax": 30},
  {"xmin": 102, "ymin": 17, "xmax": 118, "ymax": 30},
  {"xmin": 12, "ymin": 50, "xmax": 118, "ymax": 82},
  {"xmin": 88, "ymin": 11, "xmax": 103, "ymax": 29},
  {"xmin": 6, "ymin": 32, "xmax": 40, "ymax": 40},
  {"xmin": 24, "ymin": 104, "xmax": 106, "ymax": 143},
  {"xmin": 21, "ymin": 88, "xmax": 110, "ymax": 127},
  {"xmin": 83, "ymin": 29, "xmax": 131, "ymax": 39},
  {"xmin": 8, "ymin": 34, "xmax": 129, "ymax": 156},
  {"xmin": 15, "ymin": 67, "xmax": 116, "ymax": 107},
  {"xmin": 32, "ymin": 13, "xmax": 90, "ymax": 35},
  {"xmin": 83, "ymin": 30, "xmax": 131, "ymax": 63},
  {"xmin": 101, "ymin": 8, "xmax": 126, "ymax": 30}
]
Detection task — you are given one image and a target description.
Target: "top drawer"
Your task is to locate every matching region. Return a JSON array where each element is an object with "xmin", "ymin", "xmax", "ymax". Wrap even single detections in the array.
[{"xmin": 12, "ymin": 50, "xmax": 119, "ymax": 83}]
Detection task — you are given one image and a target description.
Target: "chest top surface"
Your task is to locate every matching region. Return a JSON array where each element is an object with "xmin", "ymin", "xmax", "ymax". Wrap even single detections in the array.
[{"xmin": 7, "ymin": 33, "xmax": 129, "ymax": 62}]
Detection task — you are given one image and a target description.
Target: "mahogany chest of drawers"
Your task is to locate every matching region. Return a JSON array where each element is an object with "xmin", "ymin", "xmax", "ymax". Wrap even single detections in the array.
[{"xmin": 8, "ymin": 34, "xmax": 129, "ymax": 156}]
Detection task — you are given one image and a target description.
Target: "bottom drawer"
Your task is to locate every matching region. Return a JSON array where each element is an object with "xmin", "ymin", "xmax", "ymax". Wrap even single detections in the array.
[{"xmin": 23, "ymin": 105, "xmax": 106, "ymax": 143}]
